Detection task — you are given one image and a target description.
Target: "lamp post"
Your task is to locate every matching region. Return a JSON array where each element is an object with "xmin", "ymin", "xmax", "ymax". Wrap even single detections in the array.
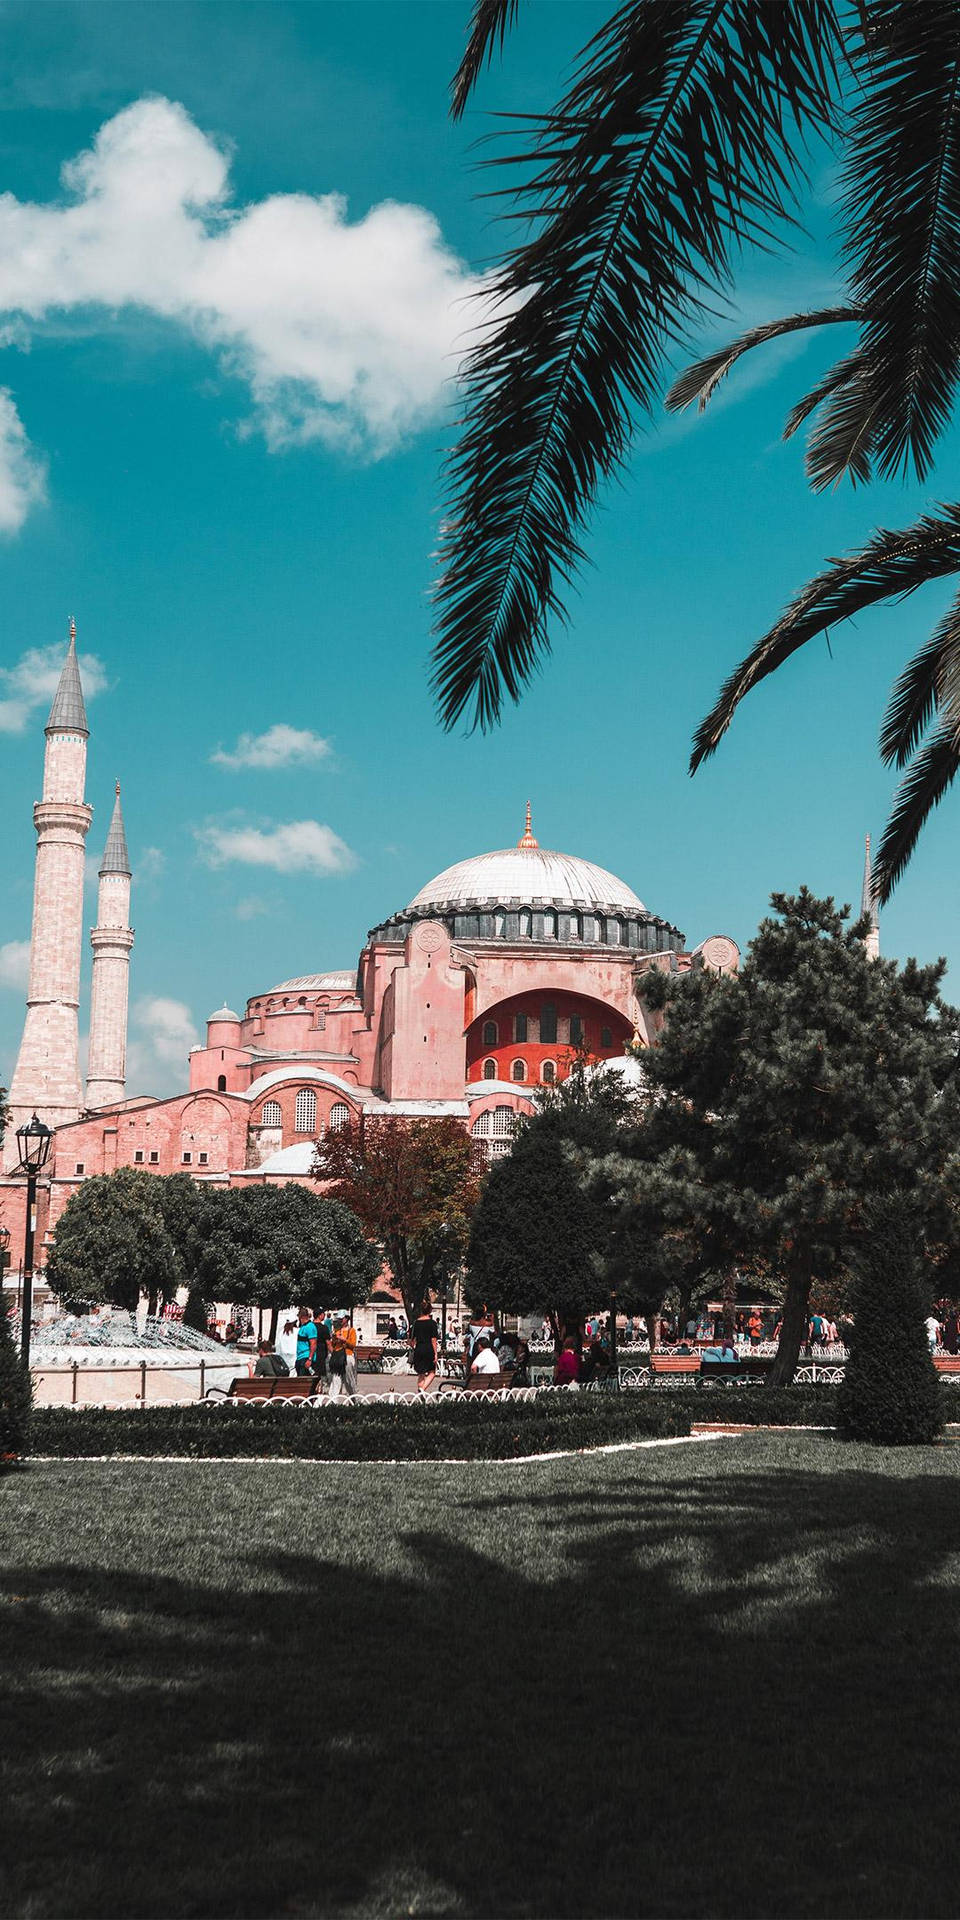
[
  {"xmin": 16, "ymin": 1113, "xmax": 52, "ymax": 1369},
  {"xmin": 0, "ymin": 1221, "xmax": 9, "ymax": 1332}
]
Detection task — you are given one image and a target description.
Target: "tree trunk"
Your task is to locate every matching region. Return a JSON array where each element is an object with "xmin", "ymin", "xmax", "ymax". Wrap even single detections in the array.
[
  {"xmin": 768, "ymin": 1259, "xmax": 812, "ymax": 1386},
  {"xmin": 722, "ymin": 1269, "xmax": 736, "ymax": 1343},
  {"xmin": 269, "ymin": 1303, "xmax": 279, "ymax": 1343},
  {"xmin": 147, "ymin": 1288, "xmax": 158, "ymax": 1319}
]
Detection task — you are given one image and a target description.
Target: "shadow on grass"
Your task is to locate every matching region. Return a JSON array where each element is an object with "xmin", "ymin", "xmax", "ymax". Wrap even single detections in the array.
[{"xmin": 4, "ymin": 1444, "xmax": 960, "ymax": 1918}]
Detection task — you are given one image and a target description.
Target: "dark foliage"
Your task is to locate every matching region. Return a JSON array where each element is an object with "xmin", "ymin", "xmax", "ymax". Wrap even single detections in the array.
[
  {"xmin": 181, "ymin": 1285, "xmax": 209, "ymax": 1334},
  {"xmin": 30, "ymin": 1390, "xmax": 690, "ymax": 1460},
  {"xmin": 0, "ymin": 1298, "xmax": 31, "ymax": 1462},
  {"xmin": 433, "ymin": 0, "xmax": 840, "ymax": 730},
  {"xmin": 601, "ymin": 891, "xmax": 960, "ymax": 1386},
  {"xmin": 837, "ymin": 1197, "xmax": 944, "ymax": 1446}
]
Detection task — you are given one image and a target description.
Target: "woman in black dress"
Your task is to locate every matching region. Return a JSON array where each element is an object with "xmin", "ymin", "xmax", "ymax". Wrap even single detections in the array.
[{"xmin": 411, "ymin": 1301, "xmax": 439, "ymax": 1393}]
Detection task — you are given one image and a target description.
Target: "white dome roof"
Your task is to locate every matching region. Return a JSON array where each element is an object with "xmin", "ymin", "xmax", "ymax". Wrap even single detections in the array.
[{"xmin": 408, "ymin": 845, "xmax": 645, "ymax": 914}]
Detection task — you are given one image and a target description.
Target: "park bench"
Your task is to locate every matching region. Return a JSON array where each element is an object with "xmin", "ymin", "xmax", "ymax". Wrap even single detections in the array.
[
  {"xmin": 650, "ymin": 1353, "xmax": 701, "ymax": 1381},
  {"xmin": 354, "ymin": 1344, "xmax": 384, "ymax": 1371},
  {"xmin": 209, "ymin": 1374, "xmax": 322, "ymax": 1401},
  {"xmin": 440, "ymin": 1370, "xmax": 516, "ymax": 1394},
  {"xmin": 934, "ymin": 1355, "xmax": 960, "ymax": 1376}
]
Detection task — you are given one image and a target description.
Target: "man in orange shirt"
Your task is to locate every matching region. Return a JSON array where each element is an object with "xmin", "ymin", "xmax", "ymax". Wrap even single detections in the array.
[{"xmin": 329, "ymin": 1313, "xmax": 358, "ymax": 1399}]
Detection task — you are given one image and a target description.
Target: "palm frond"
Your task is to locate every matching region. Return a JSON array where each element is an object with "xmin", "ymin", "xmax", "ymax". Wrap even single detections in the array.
[
  {"xmin": 433, "ymin": 0, "xmax": 843, "ymax": 731},
  {"xmin": 782, "ymin": 346, "xmax": 865, "ymax": 440},
  {"xmin": 841, "ymin": 0, "xmax": 960, "ymax": 480},
  {"xmin": 874, "ymin": 726, "xmax": 960, "ymax": 903},
  {"xmin": 879, "ymin": 589, "xmax": 960, "ymax": 767},
  {"xmin": 666, "ymin": 306, "xmax": 858, "ymax": 414},
  {"xmin": 691, "ymin": 504, "xmax": 960, "ymax": 770},
  {"xmin": 803, "ymin": 353, "xmax": 878, "ymax": 488},
  {"xmin": 451, "ymin": 0, "xmax": 521, "ymax": 121}
]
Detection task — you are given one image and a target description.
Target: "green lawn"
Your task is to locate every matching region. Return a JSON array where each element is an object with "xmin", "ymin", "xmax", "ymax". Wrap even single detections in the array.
[{"xmin": 4, "ymin": 1434, "xmax": 960, "ymax": 1918}]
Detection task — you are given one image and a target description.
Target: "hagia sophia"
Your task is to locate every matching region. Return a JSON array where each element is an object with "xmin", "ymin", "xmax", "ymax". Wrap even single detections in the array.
[{"xmin": 0, "ymin": 629, "xmax": 743, "ymax": 1267}]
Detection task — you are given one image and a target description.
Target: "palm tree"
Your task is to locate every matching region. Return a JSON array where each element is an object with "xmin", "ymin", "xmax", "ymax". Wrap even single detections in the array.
[{"xmin": 436, "ymin": 0, "xmax": 960, "ymax": 901}]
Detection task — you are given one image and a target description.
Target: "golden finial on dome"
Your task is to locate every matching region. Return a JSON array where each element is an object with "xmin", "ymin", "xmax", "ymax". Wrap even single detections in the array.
[{"xmin": 517, "ymin": 801, "xmax": 538, "ymax": 849}]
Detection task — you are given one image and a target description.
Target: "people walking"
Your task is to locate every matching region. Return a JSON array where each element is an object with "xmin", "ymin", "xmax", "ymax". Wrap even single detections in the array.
[
  {"xmin": 328, "ymin": 1313, "xmax": 358, "ymax": 1398},
  {"xmin": 295, "ymin": 1307, "xmax": 317, "ymax": 1376},
  {"xmin": 411, "ymin": 1299, "xmax": 440, "ymax": 1393}
]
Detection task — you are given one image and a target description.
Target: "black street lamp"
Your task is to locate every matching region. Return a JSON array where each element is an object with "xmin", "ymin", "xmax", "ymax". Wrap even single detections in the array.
[{"xmin": 16, "ymin": 1113, "xmax": 52, "ymax": 1369}]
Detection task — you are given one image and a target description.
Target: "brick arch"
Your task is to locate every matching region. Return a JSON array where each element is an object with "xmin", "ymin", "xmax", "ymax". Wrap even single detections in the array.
[{"xmin": 466, "ymin": 988, "xmax": 632, "ymax": 1085}]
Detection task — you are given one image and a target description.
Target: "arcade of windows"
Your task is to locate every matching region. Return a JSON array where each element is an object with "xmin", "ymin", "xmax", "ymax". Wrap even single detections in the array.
[
  {"xmin": 259, "ymin": 1093, "xmax": 352, "ymax": 1135},
  {"xmin": 471, "ymin": 1105, "xmax": 518, "ymax": 1163},
  {"xmin": 478, "ymin": 1004, "xmax": 617, "ymax": 1075}
]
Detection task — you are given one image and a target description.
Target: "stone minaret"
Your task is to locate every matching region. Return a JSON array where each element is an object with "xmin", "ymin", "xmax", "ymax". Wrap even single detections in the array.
[
  {"xmin": 85, "ymin": 783, "xmax": 133, "ymax": 1110},
  {"xmin": 5, "ymin": 620, "xmax": 93, "ymax": 1163},
  {"xmin": 861, "ymin": 833, "xmax": 880, "ymax": 962}
]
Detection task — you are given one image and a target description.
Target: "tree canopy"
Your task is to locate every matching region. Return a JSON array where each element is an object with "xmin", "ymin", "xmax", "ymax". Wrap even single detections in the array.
[
  {"xmin": 314, "ymin": 1115, "xmax": 485, "ymax": 1324},
  {"xmin": 44, "ymin": 1170, "xmax": 379, "ymax": 1320},
  {"xmin": 600, "ymin": 891, "xmax": 960, "ymax": 1382}
]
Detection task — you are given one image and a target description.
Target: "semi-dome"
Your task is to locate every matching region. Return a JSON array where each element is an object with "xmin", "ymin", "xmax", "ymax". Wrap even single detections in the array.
[{"xmin": 408, "ymin": 809, "xmax": 645, "ymax": 915}]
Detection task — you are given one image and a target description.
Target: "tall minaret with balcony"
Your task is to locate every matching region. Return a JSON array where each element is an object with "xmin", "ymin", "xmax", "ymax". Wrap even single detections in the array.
[
  {"xmin": 85, "ymin": 783, "xmax": 133, "ymax": 1109},
  {"xmin": 4, "ymin": 620, "xmax": 93, "ymax": 1163},
  {"xmin": 861, "ymin": 833, "xmax": 880, "ymax": 962}
]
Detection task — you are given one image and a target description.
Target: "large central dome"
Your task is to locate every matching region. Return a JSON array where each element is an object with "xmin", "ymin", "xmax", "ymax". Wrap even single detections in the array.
[{"xmin": 408, "ymin": 812, "xmax": 645, "ymax": 915}]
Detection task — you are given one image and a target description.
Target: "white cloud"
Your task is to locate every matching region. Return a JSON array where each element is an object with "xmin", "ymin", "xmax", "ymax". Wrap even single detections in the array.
[
  {"xmin": 0, "ymin": 95, "xmax": 485, "ymax": 460},
  {"xmin": 0, "ymin": 639, "xmax": 107, "ymax": 732},
  {"xmin": 139, "ymin": 846, "xmax": 166, "ymax": 879},
  {"xmin": 0, "ymin": 391, "xmax": 45, "ymax": 532},
  {"xmin": 234, "ymin": 896, "xmax": 268, "ymax": 920},
  {"xmin": 0, "ymin": 939, "xmax": 30, "ymax": 989},
  {"xmin": 197, "ymin": 818, "xmax": 356, "ymax": 875},
  {"xmin": 127, "ymin": 994, "xmax": 199, "ymax": 1091},
  {"xmin": 211, "ymin": 723, "xmax": 332, "ymax": 771}
]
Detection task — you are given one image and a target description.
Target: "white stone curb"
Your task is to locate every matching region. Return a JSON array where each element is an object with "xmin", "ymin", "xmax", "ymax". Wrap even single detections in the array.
[{"xmin": 28, "ymin": 1433, "xmax": 733, "ymax": 1467}]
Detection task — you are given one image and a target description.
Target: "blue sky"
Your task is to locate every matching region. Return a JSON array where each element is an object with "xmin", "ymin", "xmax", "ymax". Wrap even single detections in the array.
[{"xmin": 0, "ymin": 1, "xmax": 958, "ymax": 1092}]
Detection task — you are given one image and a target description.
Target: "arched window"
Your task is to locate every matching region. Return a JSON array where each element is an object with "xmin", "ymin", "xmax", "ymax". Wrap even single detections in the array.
[
  {"xmin": 482, "ymin": 1019, "xmax": 498, "ymax": 1046},
  {"xmin": 217, "ymin": 1074, "xmax": 227, "ymax": 1092},
  {"xmin": 540, "ymin": 1002, "xmax": 557, "ymax": 1044},
  {"xmin": 472, "ymin": 1107, "xmax": 516, "ymax": 1163},
  {"xmin": 472, "ymin": 1110, "xmax": 492, "ymax": 1137},
  {"xmin": 295, "ymin": 1088, "xmax": 317, "ymax": 1133},
  {"xmin": 329, "ymin": 1102, "xmax": 350, "ymax": 1131},
  {"xmin": 541, "ymin": 1060, "xmax": 556, "ymax": 1085},
  {"xmin": 482, "ymin": 1058, "xmax": 497, "ymax": 1080},
  {"xmin": 511, "ymin": 1058, "xmax": 526, "ymax": 1082},
  {"xmin": 601, "ymin": 1025, "xmax": 613, "ymax": 1049},
  {"xmin": 261, "ymin": 1100, "xmax": 282, "ymax": 1127}
]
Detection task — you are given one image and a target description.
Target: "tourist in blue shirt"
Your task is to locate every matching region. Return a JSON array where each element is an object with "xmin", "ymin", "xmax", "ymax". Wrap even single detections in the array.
[{"xmin": 296, "ymin": 1308, "xmax": 317, "ymax": 1376}]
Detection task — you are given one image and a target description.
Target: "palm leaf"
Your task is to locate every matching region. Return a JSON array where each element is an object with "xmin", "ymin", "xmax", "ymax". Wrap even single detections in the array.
[
  {"xmin": 879, "ymin": 591, "xmax": 960, "ymax": 767},
  {"xmin": 782, "ymin": 346, "xmax": 866, "ymax": 439},
  {"xmin": 451, "ymin": 0, "xmax": 521, "ymax": 120},
  {"xmin": 840, "ymin": 0, "xmax": 960, "ymax": 480},
  {"xmin": 874, "ymin": 726, "xmax": 960, "ymax": 903},
  {"xmin": 691, "ymin": 504, "xmax": 960, "ymax": 769},
  {"xmin": 666, "ymin": 306, "xmax": 858, "ymax": 413},
  {"xmin": 433, "ymin": 0, "xmax": 843, "ymax": 731},
  {"xmin": 803, "ymin": 352, "xmax": 878, "ymax": 488}
]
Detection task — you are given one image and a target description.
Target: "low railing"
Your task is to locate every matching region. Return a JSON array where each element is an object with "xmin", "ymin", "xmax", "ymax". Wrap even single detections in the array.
[{"xmin": 29, "ymin": 1359, "xmax": 239, "ymax": 1406}]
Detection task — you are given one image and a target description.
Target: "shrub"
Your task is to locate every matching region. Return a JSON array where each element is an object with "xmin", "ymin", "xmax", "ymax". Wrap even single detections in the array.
[
  {"xmin": 0, "ymin": 1298, "xmax": 32, "ymax": 1465},
  {"xmin": 29, "ymin": 1389, "xmax": 690, "ymax": 1461},
  {"xmin": 182, "ymin": 1285, "xmax": 209, "ymax": 1334},
  {"xmin": 837, "ymin": 1197, "xmax": 943, "ymax": 1446},
  {"xmin": 662, "ymin": 1385, "xmax": 839, "ymax": 1426}
]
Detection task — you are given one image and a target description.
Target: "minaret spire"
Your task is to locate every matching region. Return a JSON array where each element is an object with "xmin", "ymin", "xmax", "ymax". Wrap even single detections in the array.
[
  {"xmin": 5, "ymin": 619, "xmax": 93, "ymax": 1162},
  {"xmin": 517, "ymin": 801, "xmax": 539, "ymax": 849},
  {"xmin": 86, "ymin": 782, "xmax": 134, "ymax": 1108},
  {"xmin": 861, "ymin": 833, "xmax": 880, "ymax": 962}
]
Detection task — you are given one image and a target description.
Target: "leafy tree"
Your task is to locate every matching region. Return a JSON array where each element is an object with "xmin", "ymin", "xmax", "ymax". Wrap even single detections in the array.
[
  {"xmin": 45, "ymin": 1168, "xmax": 179, "ymax": 1313},
  {"xmin": 153, "ymin": 1174, "xmax": 218, "ymax": 1291},
  {"xmin": 438, "ymin": 3, "xmax": 960, "ymax": 895},
  {"xmin": 315, "ymin": 1116, "xmax": 485, "ymax": 1324},
  {"xmin": 466, "ymin": 1064, "xmax": 646, "ymax": 1343},
  {"xmin": 602, "ymin": 891, "xmax": 960, "ymax": 1385},
  {"xmin": 181, "ymin": 1284, "xmax": 210, "ymax": 1335},
  {"xmin": 0, "ymin": 1296, "xmax": 31, "ymax": 1463},
  {"xmin": 200, "ymin": 1184, "xmax": 380, "ymax": 1334},
  {"xmin": 837, "ymin": 1196, "xmax": 944, "ymax": 1446}
]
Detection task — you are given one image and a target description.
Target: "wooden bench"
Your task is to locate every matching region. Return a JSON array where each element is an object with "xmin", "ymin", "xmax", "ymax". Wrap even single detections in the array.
[
  {"xmin": 354, "ymin": 1344, "xmax": 384, "ymax": 1372},
  {"xmin": 934, "ymin": 1355, "xmax": 960, "ymax": 1374},
  {"xmin": 650, "ymin": 1353, "xmax": 701, "ymax": 1379},
  {"xmin": 212, "ymin": 1374, "xmax": 321, "ymax": 1401},
  {"xmin": 440, "ymin": 1370, "xmax": 515, "ymax": 1394}
]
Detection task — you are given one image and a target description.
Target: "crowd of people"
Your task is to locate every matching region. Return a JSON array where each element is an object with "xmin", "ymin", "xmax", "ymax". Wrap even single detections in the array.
[{"xmin": 252, "ymin": 1307, "xmax": 360, "ymax": 1397}]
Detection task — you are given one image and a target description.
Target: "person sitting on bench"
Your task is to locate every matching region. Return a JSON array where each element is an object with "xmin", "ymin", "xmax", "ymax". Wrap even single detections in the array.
[
  {"xmin": 252, "ymin": 1339, "xmax": 290, "ymax": 1378},
  {"xmin": 470, "ymin": 1335, "xmax": 500, "ymax": 1377}
]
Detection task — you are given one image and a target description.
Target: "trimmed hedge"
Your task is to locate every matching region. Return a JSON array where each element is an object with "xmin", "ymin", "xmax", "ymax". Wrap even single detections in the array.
[
  {"xmin": 29, "ymin": 1389, "xmax": 691, "ymax": 1461},
  {"xmin": 0, "ymin": 1303, "xmax": 31, "ymax": 1465},
  {"xmin": 659, "ymin": 1386, "xmax": 840, "ymax": 1426}
]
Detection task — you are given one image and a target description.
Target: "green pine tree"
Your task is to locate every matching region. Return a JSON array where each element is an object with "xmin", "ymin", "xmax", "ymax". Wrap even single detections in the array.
[
  {"xmin": 182, "ymin": 1284, "xmax": 209, "ymax": 1334},
  {"xmin": 0, "ymin": 1299, "xmax": 31, "ymax": 1464},
  {"xmin": 837, "ymin": 1197, "xmax": 943, "ymax": 1446}
]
